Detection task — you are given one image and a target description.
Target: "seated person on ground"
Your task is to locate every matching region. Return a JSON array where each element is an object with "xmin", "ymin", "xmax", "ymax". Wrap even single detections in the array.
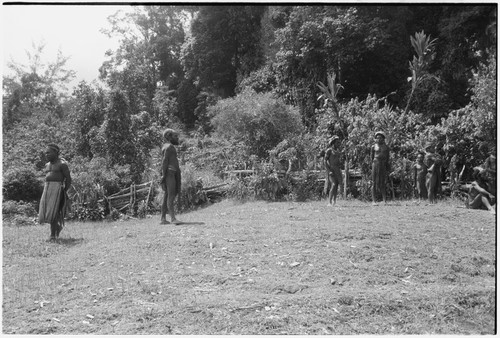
[{"xmin": 467, "ymin": 169, "xmax": 496, "ymax": 214}]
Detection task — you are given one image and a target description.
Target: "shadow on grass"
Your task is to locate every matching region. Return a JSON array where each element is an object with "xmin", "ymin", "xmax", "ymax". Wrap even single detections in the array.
[
  {"xmin": 177, "ymin": 222, "xmax": 205, "ymax": 226},
  {"xmin": 52, "ymin": 237, "xmax": 85, "ymax": 246}
]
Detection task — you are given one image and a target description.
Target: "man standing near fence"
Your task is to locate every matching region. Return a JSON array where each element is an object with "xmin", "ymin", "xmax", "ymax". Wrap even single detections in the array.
[
  {"xmin": 371, "ymin": 131, "xmax": 390, "ymax": 205},
  {"xmin": 160, "ymin": 129, "xmax": 182, "ymax": 225},
  {"xmin": 38, "ymin": 144, "xmax": 72, "ymax": 240}
]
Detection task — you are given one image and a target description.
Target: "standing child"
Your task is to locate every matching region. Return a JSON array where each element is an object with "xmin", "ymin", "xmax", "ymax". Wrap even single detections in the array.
[
  {"xmin": 324, "ymin": 136, "xmax": 343, "ymax": 206},
  {"xmin": 413, "ymin": 152, "xmax": 428, "ymax": 200},
  {"xmin": 317, "ymin": 148, "xmax": 329, "ymax": 197}
]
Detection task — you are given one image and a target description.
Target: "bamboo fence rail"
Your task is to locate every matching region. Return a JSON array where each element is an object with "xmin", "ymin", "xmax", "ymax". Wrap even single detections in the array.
[{"xmin": 102, "ymin": 181, "xmax": 153, "ymax": 214}]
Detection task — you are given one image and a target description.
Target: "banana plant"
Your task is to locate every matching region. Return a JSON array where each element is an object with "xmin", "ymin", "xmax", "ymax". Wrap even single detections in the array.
[
  {"xmin": 404, "ymin": 31, "xmax": 440, "ymax": 114},
  {"xmin": 317, "ymin": 71, "xmax": 349, "ymax": 199},
  {"xmin": 317, "ymin": 72, "xmax": 343, "ymax": 119}
]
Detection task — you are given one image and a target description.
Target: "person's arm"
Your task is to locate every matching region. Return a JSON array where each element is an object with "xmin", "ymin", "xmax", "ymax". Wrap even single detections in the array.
[
  {"xmin": 324, "ymin": 149, "xmax": 331, "ymax": 172},
  {"xmin": 472, "ymin": 182, "xmax": 495, "ymax": 199},
  {"xmin": 427, "ymin": 154, "xmax": 435, "ymax": 172},
  {"xmin": 161, "ymin": 146, "xmax": 170, "ymax": 181},
  {"xmin": 61, "ymin": 162, "xmax": 72, "ymax": 192},
  {"xmin": 370, "ymin": 145, "xmax": 374, "ymax": 162},
  {"xmin": 413, "ymin": 165, "xmax": 417, "ymax": 187},
  {"xmin": 484, "ymin": 157, "xmax": 496, "ymax": 174}
]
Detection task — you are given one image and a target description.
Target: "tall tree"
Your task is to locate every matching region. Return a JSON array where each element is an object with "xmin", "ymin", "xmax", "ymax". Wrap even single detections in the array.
[
  {"xmin": 103, "ymin": 89, "xmax": 134, "ymax": 167},
  {"xmin": 3, "ymin": 41, "xmax": 75, "ymax": 129},
  {"xmin": 435, "ymin": 5, "xmax": 496, "ymax": 109},
  {"xmin": 70, "ymin": 81, "xmax": 107, "ymax": 158},
  {"xmin": 273, "ymin": 6, "xmax": 401, "ymax": 127},
  {"xmin": 99, "ymin": 6, "xmax": 186, "ymax": 115},
  {"xmin": 181, "ymin": 5, "xmax": 266, "ymax": 98}
]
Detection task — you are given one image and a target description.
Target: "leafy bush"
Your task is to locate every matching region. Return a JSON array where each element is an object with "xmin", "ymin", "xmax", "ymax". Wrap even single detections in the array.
[
  {"xmin": 210, "ymin": 89, "xmax": 305, "ymax": 158},
  {"xmin": 182, "ymin": 135, "xmax": 254, "ymax": 180},
  {"xmin": 418, "ymin": 52, "xmax": 496, "ymax": 180},
  {"xmin": 176, "ymin": 163, "xmax": 208, "ymax": 212},
  {"xmin": 2, "ymin": 200, "xmax": 38, "ymax": 218},
  {"xmin": 226, "ymin": 178, "xmax": 253, "ymax": 202},
  {"xmin": 70, "ymin": 156, "xmax": 132, "ymax": 201},
  {"xmin": 153, "ymin": 163, "xmax": 208, "ymax": 214},
  {"xmin": 236, "ymin": 64, "xmax": 278, "ymax": 94},
  {"xmin": 136, "ymin": 200, "xmax": 150, "ymax": 219},
  {"xmin": 245, "ymin": 168, "xmax": 285, "ymax": 201},
  {"xmin": 354, "ymin": 178, "xmax": 372, "ymax": 202},
  {"xmin": 69, "ymin": 204, "xmax": 106, "ymax": 222},
  {"xmin": 3, "ymin": 214, "xmax": 36, "ymax": 227},
  {"xmin": 226, "ymin": 170, "xmax": 322, "ymax": 203},
  {"xmin": 67, "ymin": 156, "xmax": 131, "ymax": 221},
  {"xmin": 3, "ymin": 167, "xmax": 44, "ymax": 203},
  {"xmin": 287, "ymin": 171, "xmax": 323, "ymax": 202},
  {"xmin": 267, "ymin": 133, "xmax": 323, "ymax": 173},
  {"xmin": 2, "ymin": 200, "xmax": 38, "ymax": 227}
]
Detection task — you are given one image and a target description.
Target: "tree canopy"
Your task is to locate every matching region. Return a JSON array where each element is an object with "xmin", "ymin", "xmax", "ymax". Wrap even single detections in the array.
[{"xmin": 2, "ymin": 5, "xmax": 496, "ymax": 205}]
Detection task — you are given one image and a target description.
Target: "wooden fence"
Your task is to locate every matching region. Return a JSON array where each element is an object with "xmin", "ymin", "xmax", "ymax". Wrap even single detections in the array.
[{"xmin": 103, "ymin": 181, "xmax": 154, "ymax": 214}]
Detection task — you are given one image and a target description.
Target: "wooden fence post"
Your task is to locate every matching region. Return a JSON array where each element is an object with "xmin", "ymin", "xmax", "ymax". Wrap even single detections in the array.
[
  {"xmin": 343, "ymin": 157, "xmax": 349, "ymax": 199},
  {"xmin": 129, "ymin": 184, "xmax": 135, "ymax": 216}
]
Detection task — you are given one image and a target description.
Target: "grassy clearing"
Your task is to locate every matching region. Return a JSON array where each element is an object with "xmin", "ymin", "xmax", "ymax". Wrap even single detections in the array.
[{"xmin": 2, "ymin": 198, "xmax": 496, "ymax": 334}]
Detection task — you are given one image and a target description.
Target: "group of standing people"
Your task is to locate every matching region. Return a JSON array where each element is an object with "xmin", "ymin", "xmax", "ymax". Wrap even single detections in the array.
[
  {"xmin": 323, "ymin": 130, "xmax": 392, "ymax": 206},
  {"xmin": 322, "ymin": 131, "xmax": 496, "ymax": 213},
  {"xmin": 37, "ymin": 128, "xmax": 494, "ymax": 240}
]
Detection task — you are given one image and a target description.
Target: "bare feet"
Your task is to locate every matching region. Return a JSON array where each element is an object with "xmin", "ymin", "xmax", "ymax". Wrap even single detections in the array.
[
  {"xmin": 172, "ymin": 219, "xmax": 182, "ymax": 225},
  {"xmin": 160, "ymin": 220, "xmax": 170, "ymax": 225}
]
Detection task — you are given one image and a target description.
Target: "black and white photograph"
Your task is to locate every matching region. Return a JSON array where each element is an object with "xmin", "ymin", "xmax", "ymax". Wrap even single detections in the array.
[{"xmin": 2, "ymin": 2, "xmax": 497, "ymax": 334}]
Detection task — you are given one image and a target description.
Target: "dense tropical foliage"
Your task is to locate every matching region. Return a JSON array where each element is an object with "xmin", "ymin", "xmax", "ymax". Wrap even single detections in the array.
[{"xmin": 3, "ymin": 5, "xmax": 496, "ymax": 219}]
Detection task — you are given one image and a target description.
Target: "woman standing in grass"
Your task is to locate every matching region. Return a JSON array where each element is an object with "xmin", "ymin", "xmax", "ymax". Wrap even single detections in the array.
[{"xmin": 38, "ymin": 144, "xmax": 72, "ymax": 241}]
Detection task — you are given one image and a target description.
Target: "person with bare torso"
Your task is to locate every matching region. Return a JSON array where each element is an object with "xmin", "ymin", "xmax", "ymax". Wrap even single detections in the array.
[
  {"xmin": 324, "ymin": 136, "xmax": 343, "ymax": 206},
  {"xmin": 482, "ymin": 152, "xmax": 497, "ymax": 197},
  {"xmin": 371, "ymin": 131, "xmax": 390, "ymax": 205},
  {"xmin": 160, "ymin": 129, "xmax": 182, "ymax": 225},
  {"xmin": 38, "ymin": 144, "xmax": 72, "ymax": 240},
  {"xmin": 424, "ymin": 142, "xmax": 442, "ymax": 204},
  {"xmin": 413, "ymin": 152, "xmax": 428, "ymax": 200},
  {"xmin": 468, "ymin": 169, "xmax": 496, "ymax": 214}
]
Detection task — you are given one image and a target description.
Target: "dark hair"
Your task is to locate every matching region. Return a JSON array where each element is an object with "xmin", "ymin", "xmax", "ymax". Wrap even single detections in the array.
[
  {"xmin": 47, "ymin": 143, "xmax": 60, "ymax": 154},
  {"xmin": 163, "ymin": 128, "xmax": 176, "ymax": 141}
]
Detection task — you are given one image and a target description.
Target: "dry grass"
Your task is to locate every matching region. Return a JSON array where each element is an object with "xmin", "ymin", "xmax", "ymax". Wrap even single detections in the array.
[{"xmin": 2, "ymin": 198, "xmax": 496, "ymax": 334}]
